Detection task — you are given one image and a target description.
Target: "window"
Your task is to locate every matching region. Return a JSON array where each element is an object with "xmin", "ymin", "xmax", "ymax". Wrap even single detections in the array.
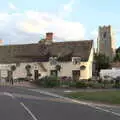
[
  {"xmin": 72, "ymin": 57, "xmax": 81, "ymax": 65},
  {"xmin": 103, "ymin": 32, "xmax": 106, "ymax": 38},
  {"xmin": 49, "ymin": 57, "xmax": 57, "ymax": 65}
]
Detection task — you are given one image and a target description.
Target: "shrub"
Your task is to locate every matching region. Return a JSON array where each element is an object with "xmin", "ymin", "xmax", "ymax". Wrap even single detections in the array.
[
  {"xmin": 25, "ymin": 64, "xmax": 31, "ymax": 70},
  {"xmin": 75, "ymin": 81, "xmax": 88, "ymax": 88},
  {"xmin": 88, "ymin": 82, "xmax": 103, "ymax": 89},
  {"xmin": 113, "ymin": 80, "xmax": 120, "ymax": 88},
  {"xmin": 69, "ymin": 81, "xmax": 76, "ymax": 87},
  {"xmin": 33, "ymin": 76, "xmax": 60, "ymax": 88},
  {"xmin": 44, "ymin": 76, "xmax": 60, "ymax": 88},
  {"xmin": 17, "ymin": 78, "xmax": 27, "ymax": 82},
  {"xmin": 27, "ymin": 73, "xmax": 32, "ymax": 77}
]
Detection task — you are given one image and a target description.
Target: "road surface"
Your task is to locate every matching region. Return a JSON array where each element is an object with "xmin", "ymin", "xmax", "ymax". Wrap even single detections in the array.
[{"xmin": 0, "ymin": 86, "xmax": 119, "ymax": 120}]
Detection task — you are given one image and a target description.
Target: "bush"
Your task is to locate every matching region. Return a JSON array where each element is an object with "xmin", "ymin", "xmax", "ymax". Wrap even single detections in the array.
[
  {"xmin": 88, "ymin": 82, "xmax": 103, "ymax": 89},
  {"xmin": 75, "ymin": 81, "xmax": 88, "ymax": 88},
  {"xmin": 33, "ymin": 76, "xmax": 60, "ymax": 88},
  {"xmin": 113, "ymin": 80, "xmax": 120, "ymax": 88},
  {"xmin": 69, "ymin": 81, "xmax": 76, "ymax": 87},
  {"xmin": 17, "ymin": 78, "xmax": 27, "ymax": 82},
  {"xmin": 44, "ymin": 76, "xmax": 60, "ymax": 88}
]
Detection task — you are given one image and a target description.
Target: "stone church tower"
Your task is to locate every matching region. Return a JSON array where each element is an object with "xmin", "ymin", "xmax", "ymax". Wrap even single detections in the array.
[{"xmin": 97, "ymin": 25, "xmax": 116, "ymax": 60}]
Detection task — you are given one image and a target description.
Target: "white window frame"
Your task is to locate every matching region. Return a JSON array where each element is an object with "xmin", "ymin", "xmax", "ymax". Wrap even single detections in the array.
[{"xmin": 72, "ymin": 57, "xmax": 81, "ymax": 65}]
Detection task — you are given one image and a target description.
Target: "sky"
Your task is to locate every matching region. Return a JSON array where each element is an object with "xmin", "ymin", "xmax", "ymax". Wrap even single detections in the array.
[{"xmin": 0, "ymin": 0, "xmax": 120, "ymax": 48}]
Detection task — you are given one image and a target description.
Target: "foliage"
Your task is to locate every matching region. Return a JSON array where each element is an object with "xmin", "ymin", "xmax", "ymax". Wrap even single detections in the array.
[
  {"xmin": 69, "ymin": 81, "xmax": 76, "ymax": 87},
  {"xmin": 113, "ymin": 77, "xmax": 120, "ymax": 88},
  {"xmin": 75, "ymin": 81, "xmax": 88, "ymax": 88},
  {"xmin": 27, "ymin": 73, "xmax": 32, "ymax": 77},
  {"xmin": 116, "ymin": 47, "xmax": 120, "ymax": 54},
  {"xmin": 11, "ymin": 65, "xmax": 16, "ymax": 71},
  {"xmin": 55, "ymin": 64, "xmax": 61, "ymax": 71},
  {"xmin": 25, "ymin": 64, "xmax": 32, "ymax": 79},
  {"xmin": 25, "ymin": 64, "xmax": 31, "ymax": 70},
  {"xmin": 94, "ymin": 53, "xmax": 110, "ymax": 75},
  {"xmin": 16, "ymin": 78, "xmax": 27, "ymax": 82},
  {"xmin": 33, "ymin": 76, "xmax": 60, "ymax": 88},
  {"xmin": 113, "ymin": 53, "xmax": 120, "ymax": 62},
  {"xmin": 113, "ymin": 47, "xmax": 120, "ymax": 62},
  {"xmin": 88, "ymin": 82, "xmax": 103, "ymax": 88}
]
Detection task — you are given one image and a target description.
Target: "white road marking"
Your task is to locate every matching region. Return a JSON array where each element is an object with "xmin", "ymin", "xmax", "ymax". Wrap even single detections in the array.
[
  {"xmin": 20, "ymin": 102, "xmax": 38, "ymax": 120},
  {"xmin": 64, "ymin": 90, "xmax": 73, "ymax": 93},
  {"xmin": 3, "ymin": 92, "xmax": 14, "ymax": 99},
  {"xmin": 72, "ymin": 99, "xmax": 120, "ymax": 117},
  {"xmin": 94, "ymin": 106, "xmax": 120, "ymax": 117},
  {"xmin": 29, "ymin": 89, "xmax": 120, "ymax": 118}
]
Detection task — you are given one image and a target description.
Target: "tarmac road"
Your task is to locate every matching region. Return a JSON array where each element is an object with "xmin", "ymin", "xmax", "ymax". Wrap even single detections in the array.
[{"xmin": 0, "ymin": 86, "xmax": 119, "ymax": 120}]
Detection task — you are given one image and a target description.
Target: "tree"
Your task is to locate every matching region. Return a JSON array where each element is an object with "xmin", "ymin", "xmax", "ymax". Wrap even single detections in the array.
[
  {"xmin": 94, "ymin": 53, "xmax": 110, "ymax": 76},
  {"xmin": 114, "ymin": 53, "xmax": 120, "ymax": 62},
  {"xmin": 116, "ymin": 47, "xmax": 120, "ymax": 53},
  {"xmin": 113, "ymin": 47, "xmax": 120, "ymax": 62}
]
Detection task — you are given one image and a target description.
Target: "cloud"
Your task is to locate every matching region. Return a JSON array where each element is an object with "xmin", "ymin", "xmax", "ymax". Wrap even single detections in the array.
[
  {"xmin": 58, "ymin": 0, "xmax": 75, "ymax": 18},
  {"xmin": 8, "ymin": 2, "xmax": 17, "ymax": 10},
  {"xmin": 91, "ymin": 30, "xmax": 98, "ymax": 39},
  {"xmin": 0, "ymin": 10, "xmax": 85, "ymax": 45},
  {"xmin": 90, "ymin": 29, "xmax": 98, "ymax": 48},
  {"xmin": 63, "ymin": 0, "xmax": 74, "ymax": 13}
]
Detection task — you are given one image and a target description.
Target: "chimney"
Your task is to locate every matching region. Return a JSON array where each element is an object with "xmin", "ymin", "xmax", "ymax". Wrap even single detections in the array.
[
  {"xmin": 46, "ymin": 32, "xmax": 53, "ymax": 40},
  {"xmin": 45, "ymin": 32, "xmax": 53, "ymax": 44}
]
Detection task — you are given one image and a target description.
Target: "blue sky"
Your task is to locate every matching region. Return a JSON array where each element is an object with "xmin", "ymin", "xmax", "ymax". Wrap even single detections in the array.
[{"xmin": 0, "ymin": 0, "xmax": 120, "ymax": 48}]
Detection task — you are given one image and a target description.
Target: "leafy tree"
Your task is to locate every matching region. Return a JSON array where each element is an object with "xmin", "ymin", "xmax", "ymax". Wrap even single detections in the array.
[
  {"xmin": 116, "ymin": 47, "xmax": 120, "ymax": 53},
  {"xmin": 114, "ymin": 53, "xmax": 120, "ymax": 62},
  {"xmin": 114, "ymin": 47, "xmax": 120, "ymax": 62},
  {"xmin": 94, "ymin": 53, "xmax": 110, "ymax": 76}
]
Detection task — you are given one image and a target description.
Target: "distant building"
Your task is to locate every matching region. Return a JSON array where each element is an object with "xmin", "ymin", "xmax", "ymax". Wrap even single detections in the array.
[
  {"xmin": 97, "ymin": 25, "xmax": 116, "ymax": 60},
  {"xmin": 0, "ymin": 33, "xmax": 94, "ymax": 81}
]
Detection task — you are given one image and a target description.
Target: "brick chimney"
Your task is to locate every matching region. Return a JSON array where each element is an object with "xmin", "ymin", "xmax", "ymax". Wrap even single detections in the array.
[{"xmin": 45, "ymin": 32, "xmax": 53, "ymax": 44}]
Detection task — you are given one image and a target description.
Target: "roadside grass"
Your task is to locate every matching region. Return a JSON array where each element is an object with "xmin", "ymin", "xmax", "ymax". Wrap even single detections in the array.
[{"xmin": 66, "ymin": 90, "xmax": 120, "ymax": 105}]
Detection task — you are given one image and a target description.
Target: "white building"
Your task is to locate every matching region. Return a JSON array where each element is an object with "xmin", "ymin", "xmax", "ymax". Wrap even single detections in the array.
[{"xmin": 0, "ymin": 33, "xmax": 94, "ymax": 81}]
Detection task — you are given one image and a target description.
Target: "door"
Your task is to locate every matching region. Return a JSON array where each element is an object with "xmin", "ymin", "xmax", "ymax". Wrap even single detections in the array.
[
  {"xmin": 34, "ymin": 70, "xmax": 39, "ymax": 80},
  {"xmin": 72, "ymin": 70, "xmax": 80, "ymax": 81}
]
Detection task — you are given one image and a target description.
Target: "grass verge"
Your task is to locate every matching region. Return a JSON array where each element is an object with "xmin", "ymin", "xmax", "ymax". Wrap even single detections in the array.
[{"xmin": 66, "ymin": 90, "xmax": 120, "ymax": 105}]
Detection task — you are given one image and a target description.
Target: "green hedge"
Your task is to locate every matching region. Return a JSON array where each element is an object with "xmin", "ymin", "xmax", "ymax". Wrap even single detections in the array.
[
  {"xmin": 75, "ymin": 81, "xmax": 88, "ymax": 88},
  {"xmin": 33, "ymin": 76, "xmax": 60, "ymax": 88}
]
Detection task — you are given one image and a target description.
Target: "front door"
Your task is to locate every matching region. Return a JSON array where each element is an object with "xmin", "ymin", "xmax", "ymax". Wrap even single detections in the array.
[
  {"xmin": 72, "ymin": 70, "xmax": 80, "ymax": 81},
  {"xmin": 34, "ymin": 70, "xmax": 39, "ymax": 80}
]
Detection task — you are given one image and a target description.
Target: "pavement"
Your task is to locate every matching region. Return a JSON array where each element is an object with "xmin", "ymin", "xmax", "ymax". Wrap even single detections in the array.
[{"xmin": 0, "ymin": 85, "xmax": 120, "ymax": 120}]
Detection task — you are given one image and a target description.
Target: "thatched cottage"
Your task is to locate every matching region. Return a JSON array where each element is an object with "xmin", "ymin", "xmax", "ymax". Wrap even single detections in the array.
[{"xmin": 0, "ymin": 33, "xmax": 93, "ymax": 81}]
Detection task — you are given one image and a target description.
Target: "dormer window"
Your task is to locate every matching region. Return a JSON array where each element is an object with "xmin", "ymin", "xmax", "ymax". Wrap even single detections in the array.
[
  {"xmin": 49, "ymin": 57, "xmax": 57, "ymax": 65},
  {"xmin": 72, "ymin": 57, "xmax": 81, "ymax": 65}
]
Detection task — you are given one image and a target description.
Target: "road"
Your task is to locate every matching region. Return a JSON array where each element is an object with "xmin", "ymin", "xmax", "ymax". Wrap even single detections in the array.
[{"xmin": 0, "ymin": 86, "xmax": 119, "ymax": 120}]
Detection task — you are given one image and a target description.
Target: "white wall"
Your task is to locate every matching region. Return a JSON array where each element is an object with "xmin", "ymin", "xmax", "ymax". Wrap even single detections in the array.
[
  {"xmin": 0, "ymin": 47, "xmax": 93, "ymax": 80},
  {"xmin": 100, "ymin": 69, "xmax": 120, "ymax": 79}
]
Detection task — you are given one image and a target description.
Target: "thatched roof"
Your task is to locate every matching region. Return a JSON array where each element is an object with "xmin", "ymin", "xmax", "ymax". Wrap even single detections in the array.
[{"xmin": 0, "ymin": 40, "xmax": 93, "ymax": 63}]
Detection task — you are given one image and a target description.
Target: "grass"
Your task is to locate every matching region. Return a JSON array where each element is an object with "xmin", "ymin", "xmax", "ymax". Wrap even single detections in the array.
[{"xmin": 66, "ymin": 90, "xmax": 120, "ymax": 105}]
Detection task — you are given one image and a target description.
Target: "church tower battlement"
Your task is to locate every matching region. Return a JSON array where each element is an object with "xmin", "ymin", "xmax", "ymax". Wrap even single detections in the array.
[{"xmin": 97, "ymin": 25, "xmax": 116, "ymax": 60}]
